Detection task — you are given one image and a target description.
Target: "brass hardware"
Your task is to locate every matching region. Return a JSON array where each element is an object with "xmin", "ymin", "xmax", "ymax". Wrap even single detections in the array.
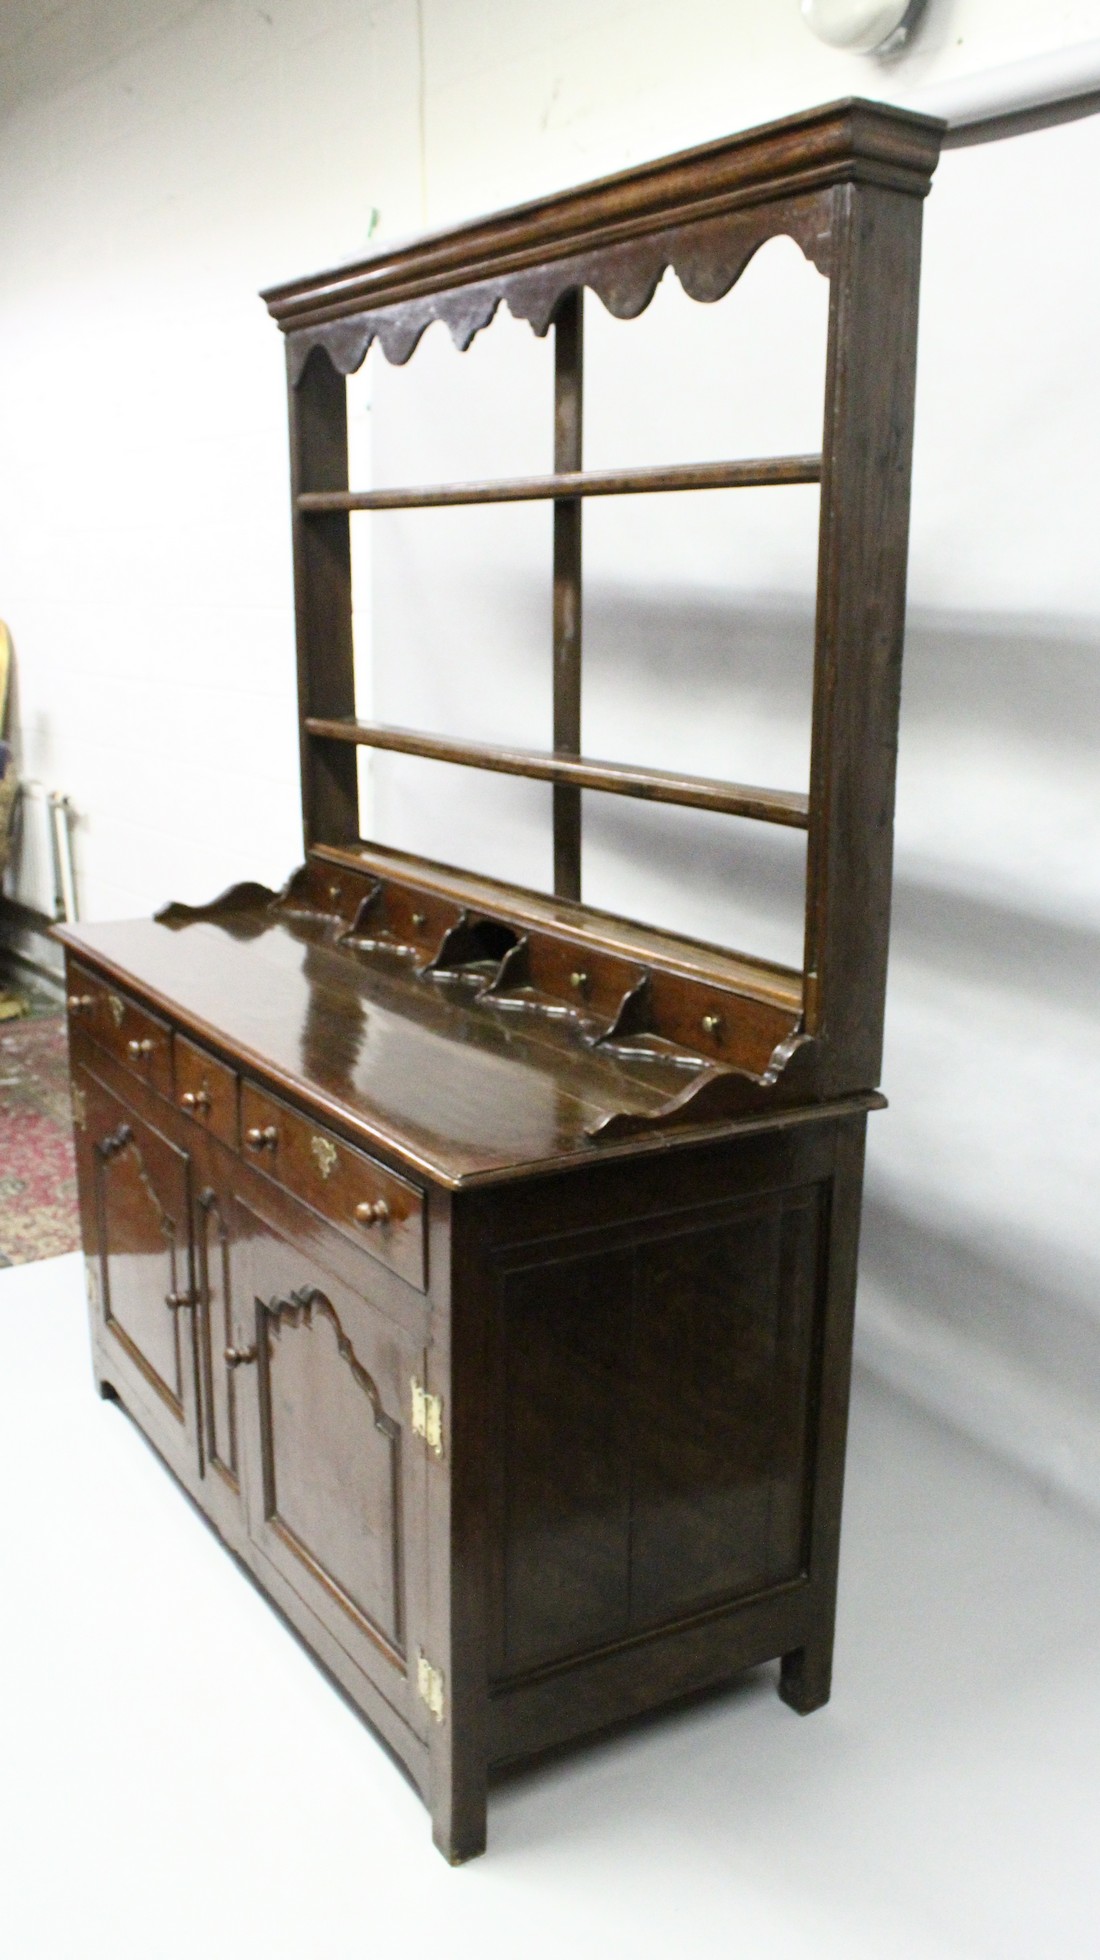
[
  {"xmin": 329, "ymin": 884, "xmax": 342, "ymax": 902},
  {"xmin": 570, "ymin": 970, "xmax": 589, "ymax": 992},
  {"xmin": 701, "ymin": 1013, "xmax": 722, "ymax": 1037},
  {"xmin": 224, "ymin": 1344, "xmax": 258, "ymax": 1368},
  {"xmin": 416, "ymin": 1651, "xmax": 445, "ymax": 1723},
  {"xmin": 180, "ymin": 1088, "xmax": 211, "ymax": 1113},
  {"xmin": 107, "ymin": 994, "xmax": 125, "ymax": 1028},
  {"xmin": 411, "ymin": 911, "xmax": 426, "ymax": 928},
  {"xmin": 245, "ymin": 1125, "xmax": 279, "ymax": 1150},
  {"xmin": 165, "ymin": 1290, "xmax": 195, "ymax": 1311},
  {"xmin": 355, "ymin": 1197, "xmax": 390, "ymax": 1228},
  {"xmin": 126, "ymin": 1037, "xmax": 155, "ymax": 1059},
  {"xmin": 71, "ymin": 1083, "xmax": 87, "ymax": 1130},
  {"xmin": 67, "ymin": 993, "xmax": 93, "ymax": 1014},
  {"xmin": 311, "ymin": 1134, "xmax": 338, "ymax": 1179},
  {"xmin": 411, "ymin": 1378, "xmax": 443, "ymax": 1457}
]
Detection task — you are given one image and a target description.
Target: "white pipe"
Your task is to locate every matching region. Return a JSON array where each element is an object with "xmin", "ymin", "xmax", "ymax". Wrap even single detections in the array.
[
  {"xmin": 49, "ymin": 792, "xmax": 77, "ymax": 923},
  {"xmin": 15, "ymin": 779, "xmax": 78, "ymax": 921},
  {"xmin": 909, "ymin": 39, "xmax": 1100, "ymax": 134}
]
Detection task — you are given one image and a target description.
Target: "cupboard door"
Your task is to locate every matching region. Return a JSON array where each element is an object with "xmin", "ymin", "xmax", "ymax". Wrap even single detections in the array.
[
  {"xmin": 74, "ymin": 1067, "xmax": 199, "ymax": 1474},
  {"xmin": 235, "ymin": 1198, "xmax": 430, "ymax": 1737}
]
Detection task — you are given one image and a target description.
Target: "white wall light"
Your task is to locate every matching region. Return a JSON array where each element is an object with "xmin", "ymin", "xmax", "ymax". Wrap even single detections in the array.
[{"xmin": 801, "ymin": 0, "xmax": 915, "ymax": 55}]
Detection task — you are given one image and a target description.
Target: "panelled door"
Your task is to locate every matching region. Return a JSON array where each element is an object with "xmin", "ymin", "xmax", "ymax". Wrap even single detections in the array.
[
  {"xmin": 233, "ymin": 1195, "xmax": 431, "ymax": 1740},
  {"xmin": 73, "ymin": 1064, "xmax": 199, "ymax": 1478}
]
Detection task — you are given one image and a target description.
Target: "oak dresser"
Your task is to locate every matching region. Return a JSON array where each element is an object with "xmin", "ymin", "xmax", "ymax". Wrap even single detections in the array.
[{"xmin": 59, "ymin": 96, "xmax": 942, "ymax": 1860}]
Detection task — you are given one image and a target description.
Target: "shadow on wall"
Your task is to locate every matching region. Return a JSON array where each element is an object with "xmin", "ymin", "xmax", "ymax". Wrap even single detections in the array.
[{"xmin": 579, "ymin": 581, "xmax": 1100, "ymax": 1506}]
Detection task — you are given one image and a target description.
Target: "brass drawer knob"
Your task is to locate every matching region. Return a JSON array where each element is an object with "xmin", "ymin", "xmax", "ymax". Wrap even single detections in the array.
[
  {"xmin": 224, "ymin": 1344, "xmax": 258, "ymax": 1368},
  {"xmin": 245, "ymin": 1124, "xmax": 279, "ymax": 1150},
  {"xmin": 67, "ymin": 993, "xmax": 94, "ymax": 1013},
  {"xmin": 126, "ymin": 1037, "xmax": 155, "ymax": 1058},
  {"xmin": 355, "ymin": 1198, "xmax": 391, "ymax": 1228},
  {"xmin": 164, "ymin": 1290, "xmax": 194, "ymax": 1311},
  {"xmin": 701, "ymin": 1013, "xmax": 722, "ymax": 1038},
  {"xmin": 180, "ymin": 1088, "xmax": 212, "ymax": 1113}
]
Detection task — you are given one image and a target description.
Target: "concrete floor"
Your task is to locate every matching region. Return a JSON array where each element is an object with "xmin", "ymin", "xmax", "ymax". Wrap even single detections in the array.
[{"xmin": 3, "ymin": 1250, "xmax": 1100, "ymax": 1959}]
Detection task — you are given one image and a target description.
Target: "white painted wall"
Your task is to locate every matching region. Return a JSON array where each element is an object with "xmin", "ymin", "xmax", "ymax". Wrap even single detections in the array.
[{"xmin": 0, "ymin": 0, "xmax": 1097, "ymax": 1503}]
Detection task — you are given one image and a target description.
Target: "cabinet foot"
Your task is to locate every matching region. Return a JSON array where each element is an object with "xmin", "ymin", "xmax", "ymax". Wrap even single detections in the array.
[
  {"xmin": 779, "ymin": 1640, "xmax": 833, "ymax": 1715},
  {"xmin": 433, "ymin": 1813, "xmax": 487, "ymax": 1865},
  {"xmin": 432, "ymin": 1792, "xmax": 487, "ymax": 1865},
  {"xmin": 430, "ymin": 1742, "xmax": 487, "ymax": 1864}
]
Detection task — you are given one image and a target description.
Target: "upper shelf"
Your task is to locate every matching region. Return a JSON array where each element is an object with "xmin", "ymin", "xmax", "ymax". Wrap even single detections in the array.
[{"xmin": 260, "ymin": 98, "xmax": 942, "ymax": 376}]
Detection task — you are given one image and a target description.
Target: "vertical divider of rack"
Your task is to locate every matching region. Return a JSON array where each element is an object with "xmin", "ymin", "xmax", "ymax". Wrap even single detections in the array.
[
  {"xmin": 288, "ymin": 346, "xmax": 358, "ymax": 850},
  {"xmin": 552, "ymin": 291, "xmax": 584, "ymax": 901},
  {"xmin": 803, "ymin": 175, "xmax": 930, "ymax": 1095}
]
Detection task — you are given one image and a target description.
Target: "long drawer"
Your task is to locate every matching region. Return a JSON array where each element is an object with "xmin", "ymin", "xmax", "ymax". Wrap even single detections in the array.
[{"xmin": 239, "ymin": 1081, "xmax": 426, "ymax": 1292}]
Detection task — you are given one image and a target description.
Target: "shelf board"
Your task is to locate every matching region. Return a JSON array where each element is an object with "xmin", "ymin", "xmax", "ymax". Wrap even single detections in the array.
[
  {"xmin": 305, "ymin": 719, "xmax": 810, "ymax": 829},
  {"xmin": 297, "ymin": 453, "xmax": 822, "ymax": 514}
]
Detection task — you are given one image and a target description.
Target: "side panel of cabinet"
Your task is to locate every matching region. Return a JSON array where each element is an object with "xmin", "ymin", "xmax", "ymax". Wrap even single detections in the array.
[
  {"xmin": 72, "ymin": 1063, "xmax": 199, "ymax": 1476},
  {"xmin": 234, "ymin": 1195, "xmax": 432, "ymax": 1741},
  {"xmin": 492, "ymin": 1181, "xmax": 825, "ymax": 1681}
]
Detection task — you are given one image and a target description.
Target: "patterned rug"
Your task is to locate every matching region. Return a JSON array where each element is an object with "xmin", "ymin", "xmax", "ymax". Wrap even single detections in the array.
[{"xmin": 0, "ymin": 1010, "xmax": 80, "ymax": 1265}]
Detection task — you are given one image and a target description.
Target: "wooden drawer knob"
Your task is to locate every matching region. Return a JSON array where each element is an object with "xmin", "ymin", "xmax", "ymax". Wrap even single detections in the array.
[
  {"xmin": 126, "ymin": 1037, "xmax": 155, "ymax": 1059},
  {"xmin": 180, "ymin": 1088, "xmax": 212, "ymax": 1113},
  {"xmin": 245, "ymin": 1125, "xmax": 279, "ymax": 1150},
  {"xmin": 355, "ymin": 1198, "xmax": 391, "ymax": 1228}
]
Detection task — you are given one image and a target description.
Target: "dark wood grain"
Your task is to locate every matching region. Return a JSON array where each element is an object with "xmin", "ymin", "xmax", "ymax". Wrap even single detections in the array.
[
  {"xmin": 71, "ymin": 1061, "xmax": 199, "ymax": 1475},
  {"xmin": 238, "ymin": 1079, "xmax": 427, "ymax": 1290},
  {"xmin": 297, "ymin": 452, "xmax": 822, "ymax": 512},
  {"xmin": 174, "ymin": 1030, "xmax": 238, "ymax": 1148},
  {"xmin": 803, "ymin": 179, "xmax": 927, "ymax": 1093},
  {"xmin": 262, "ymin": 100, "xmax": 939, "ymax": 337},
  {"xmin": 552, "ymin": 289, "xmax": 584, "ymax": 901},
  {"xmin": 304, "ymin": 718, "xmax": 810, "ymax": 826},
  {"xmin": 288, "ymin": 345, "xmax": 358, "ymax": 852}
]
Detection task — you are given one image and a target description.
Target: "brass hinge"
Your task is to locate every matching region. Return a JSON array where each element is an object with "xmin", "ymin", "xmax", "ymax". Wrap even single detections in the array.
[
  {"xmin": 416, "ymin": 1650, "xmax": 445, "ymax": 1723},
  {"xmin": 411, "ymin": 1378, "xmax": 444, "ymax": 1458}
]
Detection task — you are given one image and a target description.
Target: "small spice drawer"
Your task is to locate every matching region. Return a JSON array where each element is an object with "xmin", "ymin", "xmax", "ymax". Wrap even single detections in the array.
[
  {"xmin": 66, "ymin": 963, "xmax": 172, "ymax": 1097},
  {"xmin": 239, "ymin": 1081, "xmax": 426, "ymax": 1292},
  {"xmin": 173, "ymin": 1032, "xmax": 238, "ymax": 1148}
]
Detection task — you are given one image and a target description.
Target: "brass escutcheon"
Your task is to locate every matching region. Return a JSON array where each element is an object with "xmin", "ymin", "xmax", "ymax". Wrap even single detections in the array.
[{"xmin": 311, "ymin": 1134, "xmax": 338, "ymax": 1179}]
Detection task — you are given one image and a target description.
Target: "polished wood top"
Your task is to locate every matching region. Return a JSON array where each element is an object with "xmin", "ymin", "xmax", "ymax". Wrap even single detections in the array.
[{"xmin": 57, "ymin": 868, "xmax": 874, "ymax": 1188}]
